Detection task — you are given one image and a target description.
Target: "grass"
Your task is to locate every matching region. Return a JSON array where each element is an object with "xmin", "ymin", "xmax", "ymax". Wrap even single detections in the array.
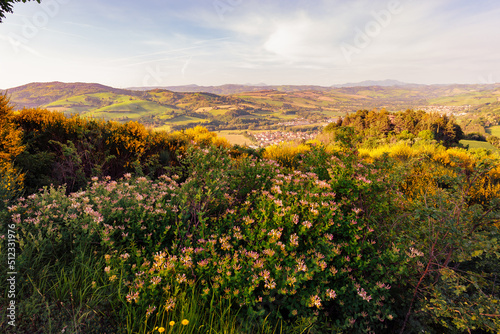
[
  {"xmin": 0, "ymin": 242, "xmax": 287, "ymax": 334},
  {"xmin": 215, "ymin": 132, "xmax": 254, "ymax": 146},
  {"xmin": 460, "ymin": 139, "xmax": 499, "ymax": 151},
  {"xmin": 93, "ymin": 101, "xmax": 167, "ymax": 114},
  {"xmin": 429, "ymin": 92, "xmax": 498, "ymax": 106},
  {"xmin": 486, "ymin": 125, "xmax": 500, "ymax": 137},
  {"xmin": 0, "ymin": 245, "xmax": 120, "ymax": 333},
  {"xmin": 143, "ymin": 289, "xmax": 284, "ymax": 334},
  {"xmin": 169, "ymin": 115, "xmax": 209, "ymax": 124},
  {"xmin": 36, "ymin": 88, "xmax": 345, "ymax": 131}
]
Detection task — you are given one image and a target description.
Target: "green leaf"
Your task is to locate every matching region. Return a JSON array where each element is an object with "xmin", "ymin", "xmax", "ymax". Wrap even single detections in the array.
[{"xmin": 471, "ymin": 249, "xmax": 483, "ymax": 258}]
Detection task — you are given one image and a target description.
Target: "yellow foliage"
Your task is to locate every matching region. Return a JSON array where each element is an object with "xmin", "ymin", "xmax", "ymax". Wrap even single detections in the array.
[
  {"xmin": 361, "ymin": 143, "xmax": 500, "ymax": 204},
  {"xmin": 0, "ymin": 93, "xmax": 25, "ymax": 162},
  {"xmin": 359, "ymin": 143, "xmax": 446, "ymax": 161},
  {"xmin": 0, "ymin": 160, "xmax": 24, "ymax": 202},
  {"xmin": 305, "ymin": 139, "xmax": 322, "ymax": 147},
  {"xmin": 109, "ymin": 121, "xmax": 149, "ymax": 156},
  {"xmin": 263, "ymin": 141, "xmax": 311, "ymax": 167},
  {"xmin": 172, "ymin": 126, "xmax": 231, "ymax": 148},
  {"xmin": 261, "ymin": 139, "xmax": 496, "ymax": 205},
  {"xmin": 433, "ymin": 148, "xmax": 473, "ymax": 168}
]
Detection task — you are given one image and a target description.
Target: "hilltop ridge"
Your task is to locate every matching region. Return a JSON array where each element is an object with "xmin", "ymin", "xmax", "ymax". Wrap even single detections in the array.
[{"xmin": 3, "ymin": 81, "xmax": 500, "ymax": 132}]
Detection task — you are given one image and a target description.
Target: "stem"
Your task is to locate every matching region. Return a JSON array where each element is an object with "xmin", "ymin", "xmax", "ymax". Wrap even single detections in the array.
[{"xmin": 399, "ymin": 236, "xmax": 438, "ymax": 334}]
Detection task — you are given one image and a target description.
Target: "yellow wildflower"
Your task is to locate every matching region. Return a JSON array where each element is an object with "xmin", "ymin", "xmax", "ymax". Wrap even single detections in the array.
[{"xmin": 181, "ymin": 319, "xmax": 189, "ymax": 326}]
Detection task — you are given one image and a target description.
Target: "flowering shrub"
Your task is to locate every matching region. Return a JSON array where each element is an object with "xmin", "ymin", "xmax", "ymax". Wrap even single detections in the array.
[
  {"xmin": 5, "ymin": 138, "xmax": 498, "ymax": 333},
  {"xmin": 3, "ymin": 145, "xmax": 410, "ymax": 333}
]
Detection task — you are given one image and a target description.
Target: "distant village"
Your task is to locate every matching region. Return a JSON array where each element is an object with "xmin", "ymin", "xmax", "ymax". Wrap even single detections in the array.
[
  {"xmin": 416, "ymin": 105, "xmax": 470, "ymax": 117},
  {"xmin": 248, "ymin": 105, "xmax": 471, "ymax": 148},
  {"xmin": 250, "ymin": 130, "xmax": 318, "ymax": 148}
]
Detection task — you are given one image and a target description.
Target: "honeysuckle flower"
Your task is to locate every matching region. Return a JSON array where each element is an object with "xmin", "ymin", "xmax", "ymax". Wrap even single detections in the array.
[
  {"xmin": 357, "ymin": 287, "xmax": 373, "ymax": 302},
  {"xmin": 146, "ymin": 305, "xmax": 156, "ymax": 317},
  {"xmin": 309, "ymin": 295, "xmax": 322, "ymax": 308},
  {"xmin": 302, "ymin": 221, "xmax": 312, "ymax": 229}
]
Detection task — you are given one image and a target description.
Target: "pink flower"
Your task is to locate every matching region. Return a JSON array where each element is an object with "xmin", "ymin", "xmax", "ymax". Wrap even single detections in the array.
[
  {"xmin": 296, "ymin": 259, "xmax": 307, "ymax": 272},
  {"xmin": 197, "ymin": 259, "xmax": 209, "ymax": 268},
  {"xmin": 357, "ymin": 287, "xmax": 372, "ymax": 302},
  {"xmin": 126, "ymin": 291, "xmax": 139, "ymax": 303},
  {"xmin": 150, "ymin": 276, "xmax": 162, "ymax": 285},
  {"xmin": 326, "ymin": 289, "xmax": 336, "ymax": 300},
  {"xmin": 309, "ymin": 295, "xmax": 322, "ymax": 308},
  {"xmin": 146, "ymin": 305, "xmax": 156, "ymax": 317}
]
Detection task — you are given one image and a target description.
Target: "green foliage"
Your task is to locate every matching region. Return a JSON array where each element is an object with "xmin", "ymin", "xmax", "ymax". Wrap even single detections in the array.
[
  {"xmin": 417, "ymin": 129, "xmax": 434, "ymax": 140},
  {"xmin": 369, "ymin": 152, "xmax": 500, "ymax": 333},
  {"xmin": 2, "ymin": 146, "xmax": 412, "ymax": 333},
  {"xmin": 11, "ymin": 108, "xmax": 185, "ymax": 193},
  {"xmin": 487, "ymin": 135, "xmax": 500, "ymax": 149},
  {"xmin": 1, "ymin": 120, "xmax": 499, "ymax": 333},
  {"xmin": 0, "ymin": 0, "xmax": 41, "ymax": 22},
  {"xmin": 339, "ymin": 109, "xmax": 463, "ymax": 147}
]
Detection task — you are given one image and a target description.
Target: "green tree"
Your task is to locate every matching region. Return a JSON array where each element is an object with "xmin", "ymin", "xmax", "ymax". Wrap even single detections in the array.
[{"xmin": 0, "ymin": 0, "xmax": 40, "ymax": 22}]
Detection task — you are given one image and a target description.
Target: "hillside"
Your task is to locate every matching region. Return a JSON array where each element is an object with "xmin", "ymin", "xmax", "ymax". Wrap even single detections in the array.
[
  {"xmin": 3, "ymin": 82, "xmax": 500, "ymax": 132},
  {"xmin": 3, "ymin": 82, "xmax": 132, "ymax": 108}
]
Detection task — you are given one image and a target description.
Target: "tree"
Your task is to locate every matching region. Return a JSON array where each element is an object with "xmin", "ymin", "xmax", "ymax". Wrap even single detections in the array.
[
  {"xmin": 0, "ymin": 93, "xmax": 24, "ymax": 161},
  {"xmin": 0, "ymin": 0, "xmax": 41, "ymax": 22}
]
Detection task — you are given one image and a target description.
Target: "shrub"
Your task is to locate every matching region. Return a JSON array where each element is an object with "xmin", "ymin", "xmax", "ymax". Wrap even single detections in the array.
[{"xmin": 3, "ymin": 146, "xmax": 414, "ymax": 333}]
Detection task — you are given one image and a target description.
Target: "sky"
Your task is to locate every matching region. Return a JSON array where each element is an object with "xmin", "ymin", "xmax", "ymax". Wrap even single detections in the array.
[{"xmin": 1, "ymin": 0, "xmax": 500, "ymax": 89}]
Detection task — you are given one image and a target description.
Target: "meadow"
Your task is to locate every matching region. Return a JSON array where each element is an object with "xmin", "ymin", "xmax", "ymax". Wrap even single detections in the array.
[
  {"xmin": 0, "ymin": 100, "xmax": 499, "ymax": 333},
  {"xmin": 459, "ymin": 139, "xmax": 498, "ymax": 151},
  {"xmin": 487, "ymin": 125, "xmax": 500, "ymax": 137}
]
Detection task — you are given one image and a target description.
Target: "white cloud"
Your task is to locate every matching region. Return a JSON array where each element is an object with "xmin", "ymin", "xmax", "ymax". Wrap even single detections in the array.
[{"xmin": 1, "ymin": 0, "xmax": 500, "ymax": 88}]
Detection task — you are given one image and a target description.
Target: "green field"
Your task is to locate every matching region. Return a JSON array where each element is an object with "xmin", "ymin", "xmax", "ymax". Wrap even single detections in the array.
[
  {"xmin": 429, "ymin": 92, "xmax": 498, "ymax": 106},
  {"xmin": 460, "ymin": 139, "xmax": 498, "ymax": 151},
  {"xmin": 486, "ymin": 125, "xmax": 500, "ymax": 137}
]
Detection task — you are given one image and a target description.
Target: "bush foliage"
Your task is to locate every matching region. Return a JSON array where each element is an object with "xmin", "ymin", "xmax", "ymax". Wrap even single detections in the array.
[{"xmin": 0, "ymin": 106, "xmax": 499, "ymax": 333}]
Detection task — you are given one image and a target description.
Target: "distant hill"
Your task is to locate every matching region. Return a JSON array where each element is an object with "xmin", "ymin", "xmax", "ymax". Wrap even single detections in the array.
[
  {"xmin": 331, "ymin": 79, "xmax": 416, "ymax": 88},
  {"xmin": 4, "ymin": 81, "xmax": 500, "ymax": 132},
  {"xmin": 127, "ymin": 84, "xmax": 331, "ymax": 95},
  {"xmin": 130, "ymin": 80, "xmax": 419, "ymax": 94},
  {"xmin": 3, "ymin": 82, "xmax": 132, "ymax": 109}
]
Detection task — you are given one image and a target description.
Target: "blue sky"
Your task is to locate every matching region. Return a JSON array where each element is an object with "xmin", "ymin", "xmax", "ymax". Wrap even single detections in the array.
[{"xmin": 1, "ymin": 0, "xmax": 499, "ymax": 89}]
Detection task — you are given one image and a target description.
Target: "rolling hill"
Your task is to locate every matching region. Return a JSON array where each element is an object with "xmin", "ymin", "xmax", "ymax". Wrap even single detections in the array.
[{"xmin": 3, "ymin": 81, "xmax": 500, "ymax": 132}]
